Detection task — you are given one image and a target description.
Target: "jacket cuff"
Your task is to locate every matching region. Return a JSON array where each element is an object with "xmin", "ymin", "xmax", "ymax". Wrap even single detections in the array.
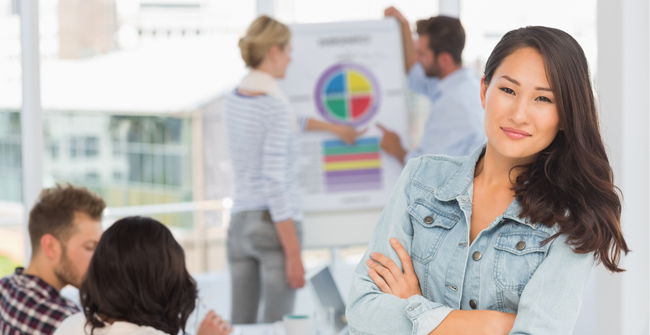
[{"xmin": 403, "ymin": 295, "xmax": 454, "ymax": 335}]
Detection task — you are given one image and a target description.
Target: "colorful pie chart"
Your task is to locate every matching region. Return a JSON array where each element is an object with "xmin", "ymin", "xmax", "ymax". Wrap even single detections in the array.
[{"xmin": 314, "ymin": 63, "xmax": 380, "ymax": 127}]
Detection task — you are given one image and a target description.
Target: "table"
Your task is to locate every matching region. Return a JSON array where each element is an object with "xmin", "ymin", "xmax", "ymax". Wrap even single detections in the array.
[{"xmin": 233, "ymin": 323, "xmax": 278, "ymax": 335}]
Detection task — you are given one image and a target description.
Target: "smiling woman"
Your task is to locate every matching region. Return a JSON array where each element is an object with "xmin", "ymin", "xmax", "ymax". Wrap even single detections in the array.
[
  {"xmin": 481, "ymin": 28, "xmax": 627, "ymax": 272},
  {"xmin": 346, "ymin": 26, "xmax": 628, "ymax": 335}
]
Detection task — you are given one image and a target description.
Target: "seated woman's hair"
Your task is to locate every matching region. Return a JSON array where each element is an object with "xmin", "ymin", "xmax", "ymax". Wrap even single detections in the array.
[
  {"xmin": 80, "ymin": 216, "xmax": 197, "ymax": 335},
  {"xmin": 483, "ymin": 26, "xmax": 628, "ymax": 272},
  {"xmin": 238, "ymin": 15, "xmax": 291, "ymax": 68}
]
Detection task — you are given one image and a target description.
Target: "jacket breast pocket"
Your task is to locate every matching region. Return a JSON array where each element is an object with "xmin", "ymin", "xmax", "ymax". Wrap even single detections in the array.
[
  {"xmin": 493, "ymin": 231, "xmax": 550, "ymax": 291},
  {"xmin": 407, "ymin": 199, "xmax": 459, "ymax": 264}
]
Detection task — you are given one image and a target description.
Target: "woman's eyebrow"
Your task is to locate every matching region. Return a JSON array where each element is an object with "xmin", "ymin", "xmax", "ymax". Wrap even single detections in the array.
[
  {"xmin": 501, "ymin": 75, "xmax": 552, "ymax": 92},
  {"xmin": 501, "ymin": 75, "xmax": 520, "ymax": 85}
]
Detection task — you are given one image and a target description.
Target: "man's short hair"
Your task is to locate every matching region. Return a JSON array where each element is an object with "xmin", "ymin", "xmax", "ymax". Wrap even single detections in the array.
[
  {"xmin": 28, "ymin": 184, "xmax": 106, "ymax": 253},
  {"xmin": 415, "ymin": 19, "xmax": 433, "ymax": 35},
  {"xmin": 418, "ymin": 16, "xmax": 466, "ymax": 64}
]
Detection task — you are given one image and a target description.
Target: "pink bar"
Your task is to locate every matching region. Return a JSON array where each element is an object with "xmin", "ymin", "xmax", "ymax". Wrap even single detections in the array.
[{"xmin": 323, "ymin": 152, "xmax": 380, "ymax": 163}]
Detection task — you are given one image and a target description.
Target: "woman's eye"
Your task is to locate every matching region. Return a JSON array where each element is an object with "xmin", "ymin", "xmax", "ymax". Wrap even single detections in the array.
[
  {"xmin": 500, "ymin": 87, "xmax": 515, "ymax": 95},
  {"xmin": 536, "ymin": 96, "xmax": 552, "ymax": 103}
]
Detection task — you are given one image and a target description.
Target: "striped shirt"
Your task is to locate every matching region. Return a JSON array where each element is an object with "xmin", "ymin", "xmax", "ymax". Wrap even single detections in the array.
[{"xmin": 223, "ymin": 90, "xmax": 307, "ymax": 223}]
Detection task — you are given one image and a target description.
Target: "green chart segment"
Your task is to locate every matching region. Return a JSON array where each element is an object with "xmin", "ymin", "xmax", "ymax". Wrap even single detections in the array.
[{"xmin": 323, "ymin": 69, "xmax": 374, "ymax": 123}]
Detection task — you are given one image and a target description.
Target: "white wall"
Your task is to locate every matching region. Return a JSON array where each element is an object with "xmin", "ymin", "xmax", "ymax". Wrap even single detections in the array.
[{"xmin": 596, "ymin": 0, "xmax": 649, "ymax": 334}]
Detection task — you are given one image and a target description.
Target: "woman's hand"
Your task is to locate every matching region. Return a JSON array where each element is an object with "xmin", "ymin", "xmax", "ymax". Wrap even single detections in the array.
[
  {"xmin": 197, "ymin": 311, "xmax": 233, "ymax": 335},
  {"xmin": 285, "ymin": 254, "xmax": 306, "ymax": 289},
  {"xmin": 334, "ymin": 125, "xmax": 367, "ymax": 144},
  {"xmin": 275, "ymin": 220, "xmax": 306, "ymax": 289},
  {"xmin": 366, "ymin": 238, "xmax": 422, "ymax": 299},
  {"xmin": 304, "ymin": 118, "xmax": 366, "ymax": 144}
]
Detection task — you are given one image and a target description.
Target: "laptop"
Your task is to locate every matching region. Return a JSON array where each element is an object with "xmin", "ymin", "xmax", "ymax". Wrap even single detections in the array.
[{"xmin": 306, "ymin": 265, "xmax": 349, "ymax": 335}]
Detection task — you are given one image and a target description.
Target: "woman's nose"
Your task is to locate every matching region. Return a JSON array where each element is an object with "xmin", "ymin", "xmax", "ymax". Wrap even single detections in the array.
[{"xmin": 508, "ymin": 97, "xmax": 530, "ymax": 125}]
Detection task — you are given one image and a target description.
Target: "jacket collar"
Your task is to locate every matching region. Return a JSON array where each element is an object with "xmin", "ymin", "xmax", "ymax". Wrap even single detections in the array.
[
  {"xmin": 433, "ymin": 144, "xmax": 536, "ymax": 228},
  {"xmin": 433, "ymin": 145, "xmax": 484, "ymax": 202}
]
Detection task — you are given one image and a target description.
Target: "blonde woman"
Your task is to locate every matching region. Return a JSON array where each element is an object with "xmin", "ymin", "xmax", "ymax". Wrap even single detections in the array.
[{"xmin": 223, "ymin": 16, "xmax": 365, "ymax": 324}]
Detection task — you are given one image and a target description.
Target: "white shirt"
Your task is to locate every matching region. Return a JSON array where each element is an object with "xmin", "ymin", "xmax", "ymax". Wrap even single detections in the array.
[{"xmin": 54, "ymin": 313, "xmax": 169, "ymax": 335}]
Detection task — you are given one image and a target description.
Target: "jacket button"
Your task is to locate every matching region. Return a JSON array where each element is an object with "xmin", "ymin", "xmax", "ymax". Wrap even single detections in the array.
[
  {"xmin": 472, "ymin": 251, "xmax": 482, "ymax": 261},
  {"xmin": 516, "ymin": 241, "xmax": 526, "ymax": 250},
  {"xmin": 470, "ymin": 300, "xmax": 477, "ymax": 309},
  {"xmin": 423, "ymin": 216, "xmax": 434, "ymax": 224}
]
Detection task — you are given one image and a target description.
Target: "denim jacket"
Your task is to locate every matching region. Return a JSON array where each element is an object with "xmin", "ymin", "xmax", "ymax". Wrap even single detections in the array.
[{"xmin": 346, "ymin": 145, "xmax": 594, "ymax": 335}]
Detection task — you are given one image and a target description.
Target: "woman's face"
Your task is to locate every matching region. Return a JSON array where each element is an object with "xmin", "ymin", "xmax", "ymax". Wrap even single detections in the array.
[
  {"xmin": 275, "ymin": 41, "xmax": 292, "ymax": 78},
  {"xmin": 480, "ymin": 47, "xmax": 560, "ymax": 161}
]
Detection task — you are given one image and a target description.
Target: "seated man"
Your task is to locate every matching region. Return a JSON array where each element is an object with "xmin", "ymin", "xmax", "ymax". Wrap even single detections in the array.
[
  {"xmin": 0, "ymin": 185, "xmax": 231, "ymax": 335},
  {"xmin": 0, "ymin": 185, "xmax": 105, "ymax": 335}
]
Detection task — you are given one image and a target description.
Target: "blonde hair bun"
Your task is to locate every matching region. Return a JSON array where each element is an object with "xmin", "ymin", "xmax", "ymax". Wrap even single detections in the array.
[{"xmin": 239, "ymin": 15, "xmax": 291, "ymax": 68}]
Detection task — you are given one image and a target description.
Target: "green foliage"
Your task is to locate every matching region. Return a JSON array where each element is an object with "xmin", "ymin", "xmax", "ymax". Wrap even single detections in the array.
[{"xmin": 0, "ymin": 255, "xmax": 20, "ymax": 278}]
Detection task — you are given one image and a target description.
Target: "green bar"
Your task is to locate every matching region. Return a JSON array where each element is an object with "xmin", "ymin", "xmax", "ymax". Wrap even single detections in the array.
[{"xmin": 323, "ymin": 145, "xmax": 380, "ymax": 155}]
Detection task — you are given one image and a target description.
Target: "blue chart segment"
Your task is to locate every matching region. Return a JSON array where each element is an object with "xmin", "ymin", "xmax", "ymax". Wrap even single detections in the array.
[{"xmin": 321, "ymin": 137, "xmax": 382, "ymax": 193}]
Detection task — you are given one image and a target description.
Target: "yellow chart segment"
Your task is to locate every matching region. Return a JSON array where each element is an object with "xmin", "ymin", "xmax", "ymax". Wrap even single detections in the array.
[
  {"xmin": 324, "ymin": 160, "xmax": 382, "ymax": 171},
  {"xmin": 347, "ymin": 70, "xmax": 372, "ymax": 93}
]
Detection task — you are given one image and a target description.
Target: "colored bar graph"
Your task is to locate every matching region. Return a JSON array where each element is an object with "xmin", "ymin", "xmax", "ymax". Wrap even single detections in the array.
[{"xmin": 322, "ymin": 137, "xmax": 382, "ymax": 193}]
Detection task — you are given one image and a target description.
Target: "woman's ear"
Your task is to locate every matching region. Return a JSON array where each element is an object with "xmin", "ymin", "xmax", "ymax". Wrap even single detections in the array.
[
  {"xmin": 267, "ymin": 45, "xmax": 280, "ymax": 62},
  {"xmin": 480, "ymin": 75, "xmax": 488, "ymax": 110}
]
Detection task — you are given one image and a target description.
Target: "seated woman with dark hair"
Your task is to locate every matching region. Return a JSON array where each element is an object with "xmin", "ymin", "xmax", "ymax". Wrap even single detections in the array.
[{"xmin": 54, "ymin": 216, "xmax": 232, "ymax": 335}]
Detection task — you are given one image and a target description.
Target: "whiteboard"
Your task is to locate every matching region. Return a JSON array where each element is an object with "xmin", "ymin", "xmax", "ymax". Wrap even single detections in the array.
[{"xmin": 279, "ymin": 18, "xmax": 409, "ymax": 215}]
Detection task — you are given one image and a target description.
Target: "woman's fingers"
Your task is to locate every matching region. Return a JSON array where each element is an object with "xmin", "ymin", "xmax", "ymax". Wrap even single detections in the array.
[
  {"xmin": 357, "ymin": 127, "xmax": 369, "ymax": 137},
  {"xmin": 216, "ymin": 316, "xmax": 228, "ymax": 327},
  {"xmin": 367, "ymin": 268, "xmax": 392, "ymax": 294},
  {"xmin": 202, "ymin": 311, "xmax": 217, "ymax": 326},
  {"xmin": 218, "ymin": 320, "xmax": 232, "ymax": 335},
  {"xmin": 366, "ymin": 258, "xmax": 398, "ymax": 287},
  {"xmin": 390, "ymin": 238, "xmax": 415, "ymax": 275},
  {"xmin": 370, "ymin": 251, "xmax": 402, "ymax": 276}
]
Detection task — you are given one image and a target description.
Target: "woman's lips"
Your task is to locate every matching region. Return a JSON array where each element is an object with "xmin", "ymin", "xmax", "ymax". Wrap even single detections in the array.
[{"xmin": 501, "ymin": 127, "xmax": 531, "ymax": 140}]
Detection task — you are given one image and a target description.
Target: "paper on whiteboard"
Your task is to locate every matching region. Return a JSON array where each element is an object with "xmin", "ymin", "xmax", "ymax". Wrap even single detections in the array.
[{"xmin": 279, "ymin": 19, "xmax": 410, "ymax": 212}]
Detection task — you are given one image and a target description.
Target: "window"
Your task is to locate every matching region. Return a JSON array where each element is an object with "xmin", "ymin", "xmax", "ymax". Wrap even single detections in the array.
[
  {"xmin": 69, "ymin": 137, "xmax": 80, "ymax": 158},
  {"xmin": 85, "ymin": 171, "xmax": 100, "ymax": 185},
  {"xmin": 460, "ymin": 0, "xmax": 597, "ymax": 75},
  {"xmin": 49, "ymin": 140, "xmax": 59, "ymax": 159},
  {"xmin": 0, "ymin": 111, "xmax": 21, "ymax": 203},
  {"xmin": 84, "ymin": 136, "xmax": 99, "ymax": 157}
]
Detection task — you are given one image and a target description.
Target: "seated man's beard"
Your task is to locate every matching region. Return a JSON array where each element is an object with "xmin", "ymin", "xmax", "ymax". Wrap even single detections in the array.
[{"xmin": 54, "ymin": 247, "xmax": 79, "ymax": 288}]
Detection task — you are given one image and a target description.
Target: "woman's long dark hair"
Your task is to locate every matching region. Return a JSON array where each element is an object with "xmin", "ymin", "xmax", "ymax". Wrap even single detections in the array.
[
  {"xmin": 80, "ymin": 216, "xmax": 198, "ymax": 334},
  {"xmin": 483, "ymin": 27, "xmax": 629, "ymax": 272}
]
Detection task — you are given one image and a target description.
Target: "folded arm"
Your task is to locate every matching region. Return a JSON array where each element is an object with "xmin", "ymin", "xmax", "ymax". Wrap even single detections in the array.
[
  {"xmin": 367, "ymin": 239, "xmax": 516, "ymax": 335},
  {"xmin": 346, "ymin": 159, "xmax": 454, "ymax": 335}
]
